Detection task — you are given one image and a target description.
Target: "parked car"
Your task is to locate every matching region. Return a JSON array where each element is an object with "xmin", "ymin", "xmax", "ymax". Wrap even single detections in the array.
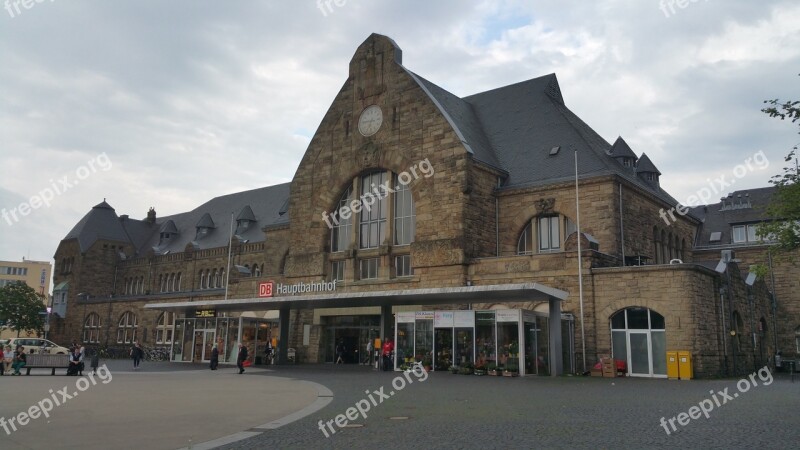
[{"xmin": 5, "ymin": 338, "xmax": 69, "ymax": 354}]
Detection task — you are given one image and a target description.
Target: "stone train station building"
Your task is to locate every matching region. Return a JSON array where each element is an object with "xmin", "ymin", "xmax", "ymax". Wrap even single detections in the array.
[{"xmin": 49, "ymin": 34, "xmax": 796, "ymax": 378}]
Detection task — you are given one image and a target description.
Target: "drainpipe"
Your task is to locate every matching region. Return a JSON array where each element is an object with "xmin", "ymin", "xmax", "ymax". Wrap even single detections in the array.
[
  {"xmin": 619, "ymin": 182, "xmax": 625, "ymax": 266},
  {"xmin": 768, "ymin": 251, "xmax": 779, "ymax": 356}
]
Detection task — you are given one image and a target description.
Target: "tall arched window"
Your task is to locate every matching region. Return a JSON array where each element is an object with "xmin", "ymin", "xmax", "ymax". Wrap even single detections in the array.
[
  {"xmin": 795, "ymin": 326, "xmax": 800, "ymax": 354},
  {"xmin": 219, "ymin": 267, "xmax": 225, "ymax": 287},
  {"xmin": 117, "ymin": 311, "xmax": 138, "ymax": 344},
  {"xmin": 253, "ymin": 264, "xmax": 261, "ymax": 277},
  {"xmin": 660, "ymin": 230, "xmax": 667, "ymax": 264},
  {"xmin": 394, "ymin": 181, "xmax": 415, "ymax": 246},
  {"xmin": 156, "ymin": 312, "xmax": 175, "ymax": 344},
  {"xmin": 199, "ymin": 270, "xmax": 205, "ymax": 290},
  {"xmin": 83, "ymin": 313, "xmax": 102, "ymax": 343},
  {"xmin": 653, "ymin": 226, "xmax": 660, "ymax": 264},
  {"xmin": 331, "ymin": 186, "xmax": 353, "ymax": 253},
  {"xmin": 211, "ymin": 269, "xmax": 218, "ymax": 288},
  {"xmin": 359, "ymin": 171, "xmax": 388, "ymax": 249}
]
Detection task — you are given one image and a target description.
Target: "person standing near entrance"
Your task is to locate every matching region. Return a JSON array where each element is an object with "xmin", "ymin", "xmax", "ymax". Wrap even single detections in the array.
[
  {"xmin": 237, "ymin": 342, "xmax": 248, "ymax": 374},
  {"xmin": 130, "ymin": 341, "xmax": 144, "ymax": 370},
  {"xmin": 335, "ymin": 340, "xmax": 345, "ymax": 364},
  {"xmin": 382, "ymin": 338, "xmax": 394, "ymax": 371},
  {"xmin": 210, "ymin": 344, "xmax": 219, "ymax": 370}
]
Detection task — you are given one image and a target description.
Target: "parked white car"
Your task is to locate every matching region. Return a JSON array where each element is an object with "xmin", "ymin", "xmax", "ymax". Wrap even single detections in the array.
[{"xmin": 5, "ymin": 338, "xmax": 70, "ymax": 354}]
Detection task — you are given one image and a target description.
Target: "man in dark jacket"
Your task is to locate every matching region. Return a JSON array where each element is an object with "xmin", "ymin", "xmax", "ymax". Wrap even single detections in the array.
[
  {"xmin": 237, "ymin": 343, "xmax": 248, "ymax": 374},
  {"xmin": 210, "ymin": 345, "xmax": 219, "ymax": 370}
]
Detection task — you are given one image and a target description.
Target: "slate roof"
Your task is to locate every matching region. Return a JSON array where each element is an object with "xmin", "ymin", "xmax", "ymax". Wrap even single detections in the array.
[
  {"xmin": 402, "ymin": 66, "xmax": 685, "ymax": 209},
  {"xmin": 691, "ymin": 187, "xmax": 777, "ymax": 248},
  {"xmin": 64, "ymin": 201, "xmax": 132, "ymax": 253},
  {"xmin": 636, "ymin": 153, "xmax": 661, "ymax": 175},
  {"xmin": 609, "ymin": 137, "xmax": 638, "ymax": 159},
  {"xmin": 64, "ymin": 184, "xmax": 290, "ymax": 256}
]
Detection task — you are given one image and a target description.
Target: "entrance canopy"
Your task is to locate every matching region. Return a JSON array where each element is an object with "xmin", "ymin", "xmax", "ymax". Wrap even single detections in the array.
[{"xmin": 143, "ymin": 282, "xmax": 568, "ymax": 313}]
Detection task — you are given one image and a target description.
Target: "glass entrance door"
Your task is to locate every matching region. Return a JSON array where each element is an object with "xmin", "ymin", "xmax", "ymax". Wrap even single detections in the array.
[
  {"xmin": 628, "ymin": 331, "xmax": 652, "ymax": 376},
  {"xmin": 193, "ymin": 329, "xmax": 215, "ymax": 362}
]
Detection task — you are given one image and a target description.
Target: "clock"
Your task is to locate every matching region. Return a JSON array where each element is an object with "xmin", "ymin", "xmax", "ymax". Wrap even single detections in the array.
[{"xmin": 358, "ymin": 105, "xmax": 383, "ymax": 137}]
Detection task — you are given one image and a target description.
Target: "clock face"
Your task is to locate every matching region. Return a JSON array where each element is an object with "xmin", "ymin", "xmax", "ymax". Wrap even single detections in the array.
[{"xmin": 358, "ymin": 105, "xmax": 383, "ymax": 137}]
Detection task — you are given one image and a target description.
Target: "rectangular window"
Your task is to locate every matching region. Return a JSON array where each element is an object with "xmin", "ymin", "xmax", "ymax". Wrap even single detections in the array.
[
  {"xmin": 732, "ymin": 225, "xmax": 746, "ymax": 243},
  {"xmin": 330, "ymin": 260, "xmax": 345, "ymax": 282},
  {"xmin": 359, "ymin": 258, "xmax": 379, "ymax": 280},
  {"xmin": 746, "ymin": 224, "xmax": 758, "ymax": 242},
  {"xmin": 539, "ymin": 216, "xmax": 561, "ymax": 252},
  {"xmin": 394, "ymin": 255, "xmax": 413, "ymax": 277}
]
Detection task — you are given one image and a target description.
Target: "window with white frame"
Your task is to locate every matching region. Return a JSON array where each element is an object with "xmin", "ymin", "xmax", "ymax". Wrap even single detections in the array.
[
  {"xmin": 331, "ymin": 260, "xmax": 345, "ymax": 282},
  {"xmin": 156, "ymin": 312, "xmax": 174, "ymax": 344},
  {"xmin": 83, "ymin": 313, "xmax": 101, "ymax": 343},
  {"xmin": 394, "ymin": 255, "xmax": 413, "ymax": 277},
  {"xmin": 359, "ymin": 258, "xmax": 379, "ymax": 280},
  {"xmin": 538, "ymin": 216, "xmax": 561, "ymax": 252},
  {"xmin": 116, "ymin": 311, "xmax": 138, "ymax": 344},
  {"xmin": 359, "ymin": 171, "xmax": 388, "ymax": 249}
]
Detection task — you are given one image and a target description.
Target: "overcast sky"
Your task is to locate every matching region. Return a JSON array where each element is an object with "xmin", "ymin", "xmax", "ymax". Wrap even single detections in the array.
[{"xmin": 1, "ymin": 0, "xmax": 798, "ymax": 274}]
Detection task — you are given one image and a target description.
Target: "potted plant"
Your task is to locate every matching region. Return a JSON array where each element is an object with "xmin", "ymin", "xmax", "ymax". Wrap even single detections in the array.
[
  {"xmin": 504, "ymin": 362, "xmax": 519, "ymax": 377},
  {"xmin": 459, "ymin": 361, "xmax": 474, "ymax": 375},
  {"xmin": 487, "ymin": 362, "xmax": 498, "ymax": 376},
  {"xmin": 422, "ymin": 355, "xmax": 433, "ymax": 372},
  {"xmin": 449, "ymin": 365, "xmax": 460, "ymax": 374},
  {"xmin": 474, "ymin": 363, "xmax": 486, "ymax": 376}
]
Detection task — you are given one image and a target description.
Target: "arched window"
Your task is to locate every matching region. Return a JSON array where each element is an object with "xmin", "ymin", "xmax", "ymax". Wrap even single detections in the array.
[
  {"xmin": 359, "ymin": 171, "xmax": 388, "ymax": 249},
  {"xmin": 331, "ymin": 186, "xmax": 353, "ymax": 253},
  {"xmin": 83, "ymin": 313, "xmax": 102, "ymax": 343},
  {"xmin": 138, "ymin": 276, "xmax": 144, "ymax": 294},
  {"xmin": 394, "ymin": 181, "xmax": 415, "ymax": 246},
  {"xmin": 158, "ymin": 274, "xmax": 164, "ymax": 292},
  {"xmin": 253, "ymin": 264, "xmax": 261, "ymax": 277},
  {"xmin": 668, "ymin": 233, "xmax": 674, "ymax": 260},
  {"xmin": 211, "ymin": 269, "xmax": 218, "ymax": 288},
  {"xmin": 516, "ymin": 215, "xmax": 576, "ymax": 255},
  {"xmin": 219, "ymin": 267, "xmax": 225, "ymax": 287},
  {"xmin": 156, "ymin": 312, "xmax": 175, "ymax": 344},
  {"xmin": 660, "ymin": 230, "xmax": 667, "ymax": 264},
  {"xmin": 116, "ymin": 311, "xmax": 138, "ymax": 344},
  {"xmin": 175, "ymin": 272, "xmax": 181, "ymax": 292},
  {"xmin": 610, "ymin": 307, "xmax": 666, "ymax": 377},
  {"xmin": 517, "ymin": 222, "xmax": 533, "ymax": 255}
]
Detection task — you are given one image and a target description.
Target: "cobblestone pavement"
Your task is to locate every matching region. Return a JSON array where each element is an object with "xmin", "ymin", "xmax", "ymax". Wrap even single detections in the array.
[{"xmin": 219, "ymin": 365, "xmax": 800, "ymax": 449}]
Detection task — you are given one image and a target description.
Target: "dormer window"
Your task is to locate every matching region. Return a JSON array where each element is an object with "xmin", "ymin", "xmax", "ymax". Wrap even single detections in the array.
[
  {"xmin": 195, "ymin": 213, "xmax": 216, "ymax": 240},
  {"xmin": 645, "ymin": 173, "xmax": 655, "ymax": 181},
  {"xmin": 235, "ymin": 205, "xmax": 257, "ymax": 235},
  {"xmin": 622, "ymin": 159, "xmax": 632, "ymax": 168}
]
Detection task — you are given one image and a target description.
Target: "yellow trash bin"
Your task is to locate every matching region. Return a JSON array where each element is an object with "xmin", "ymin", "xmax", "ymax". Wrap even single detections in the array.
[
  {"xmin": 678, "ymin": 351, "xmax": 693, "ymax": 380},
  {"xmin": 667, "ymin": 351, "xmax": 679, "ymax": 379}
]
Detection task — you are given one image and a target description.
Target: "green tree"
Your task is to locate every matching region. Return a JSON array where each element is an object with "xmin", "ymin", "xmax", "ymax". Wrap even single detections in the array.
[
  {"xmin": 0, "ymin": 283, "xmax": 46, "ymax": 337},
  {"xmin": 756, "ymin": 80, "xmax": 800, "ymax": 255}
]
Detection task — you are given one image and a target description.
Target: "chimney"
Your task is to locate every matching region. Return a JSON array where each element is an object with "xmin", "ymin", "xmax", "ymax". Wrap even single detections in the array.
[{"xmin": 145, "ymin": 207, "xmax": 157, "ymax": 225}]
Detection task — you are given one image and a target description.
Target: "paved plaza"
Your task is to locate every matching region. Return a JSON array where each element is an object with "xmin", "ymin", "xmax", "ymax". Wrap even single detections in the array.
[{"xmin": 1, "ymin": 361, "xmax": 798, "ymax": 449}]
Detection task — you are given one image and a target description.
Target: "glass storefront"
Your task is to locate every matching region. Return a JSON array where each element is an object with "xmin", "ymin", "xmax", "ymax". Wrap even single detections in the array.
[
  {"xmin": 170, "ymin": 315, "xmax": 277, "ymax": 365},
  {"xmin": 395, "ymin": 309, "xmax": 572, "ymax": 376}
]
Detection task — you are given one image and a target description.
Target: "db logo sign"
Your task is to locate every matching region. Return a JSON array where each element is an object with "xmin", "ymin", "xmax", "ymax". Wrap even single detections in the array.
[{"xmin": 258, "ymin": 281, "xmax": 274, "ymax": 298}]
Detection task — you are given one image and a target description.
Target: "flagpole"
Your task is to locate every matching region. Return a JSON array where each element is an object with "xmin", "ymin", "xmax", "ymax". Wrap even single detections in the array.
[
  {"xmin": 575, "ymin": 149, "xmax": 586, "ymax": 373},
  {"xmin": 224, "ymin": 212, "xmax": 234, "ymax": 301}
]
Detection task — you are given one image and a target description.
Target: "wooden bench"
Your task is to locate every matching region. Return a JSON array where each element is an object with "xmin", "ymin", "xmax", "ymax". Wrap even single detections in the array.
[{"xmin": 24, "ymin": 354, "xmax": 71, "ymax": 375}]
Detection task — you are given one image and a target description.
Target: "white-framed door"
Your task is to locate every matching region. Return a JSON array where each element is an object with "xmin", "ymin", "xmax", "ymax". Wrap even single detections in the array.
[{"xmin": 627, "ymin": 330, "xmax": 653, "ymax": 377}]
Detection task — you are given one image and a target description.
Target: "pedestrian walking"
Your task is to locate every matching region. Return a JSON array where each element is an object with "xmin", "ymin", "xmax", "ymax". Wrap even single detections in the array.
[
  {"xmin": 130, "ymin": 341, "xmax": 144, "ymax": 370},
  {"xmin": 210, "ymin": 345, "xmax": 219, "ymax": 370},
  {"xmin": 237, "ymin": 342, "xmax": 248, "ymax": 374},
  {"xmin": 365, "ymin": 339, "xmax": 373, "ymax": 365},
  {"xmin": 90, "ymin": 349, "xmax": 100, "ymax": 374}
]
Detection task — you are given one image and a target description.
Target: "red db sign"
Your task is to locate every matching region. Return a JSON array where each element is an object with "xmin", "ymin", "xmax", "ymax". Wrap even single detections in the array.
[{"xmin": 259, "ymin": 281, "xmax": 274, "ymax": 298}]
